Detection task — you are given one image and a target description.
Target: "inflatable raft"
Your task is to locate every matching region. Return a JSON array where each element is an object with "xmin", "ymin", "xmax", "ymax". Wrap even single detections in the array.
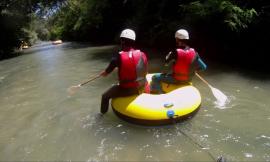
[
  {"xmin": 22, "ymin": 45, "xmax": 29, "ymax": 49},
  {"xmin": 52, "ymin": 40, "xmax": 63, "ymax": 45},
  {"xmin": 111, "ymin": 74, "xmax": 201, "ymax": 125}
]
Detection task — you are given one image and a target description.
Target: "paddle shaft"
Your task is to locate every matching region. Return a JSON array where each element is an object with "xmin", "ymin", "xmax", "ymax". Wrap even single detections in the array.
[
  {"xmin": 179, "ymin": 129, "xmax": 217, "ymax": 161},
  {"xmin": 79, "ymin": 74, "xmax": 101, "ymax": 86},
  {"xmin": 171, "ymin": 119, "xmax": 221, "ymax": 162},
  {"xmin": 195, "ymin": 72, "xmax": 212, "ymax": 88}
]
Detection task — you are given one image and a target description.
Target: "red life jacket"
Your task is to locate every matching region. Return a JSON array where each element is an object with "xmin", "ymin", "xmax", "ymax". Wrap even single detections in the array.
[
  {"xmin": 119, "ymin": 49, "xmax": 148, "ymax": 88},
  {"xmin": 172, "ymin": 48, "xmax": 196, "ymax": 81}
]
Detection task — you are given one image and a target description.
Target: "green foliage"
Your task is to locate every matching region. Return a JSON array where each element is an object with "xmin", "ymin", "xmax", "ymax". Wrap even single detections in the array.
[
  {"xmin": 21, "ymin": 28, "xmax": 38, "ymax": 46},
  {"xmin": 48, "ymin": 0, "xmax": 110, "ymax": 41},
  {"xmin": 48, "ymin": 0, "xmax": 259, "ymax": 47},
  {"xmin": 50, "ymin": 26, "xmax": 64, "ymax": 40},
  {"xmin": 48, "ymin": 0, "xmax": 182, "ymax": 46},
  {"xmin": 2, "ymin": 0, "xmax": 270, "ymax": 69},
  {"xmin": 0, "ymin": 5, "xmax": 27, "ymax": 58},
  {"xmin": 181, "ymin": 0, "xmax": 258, "ymax": 32},
  {"xmin": 0, "ymin": 0, "xmax": 64, "ymax": 59},
  {"xmin": 219, "ymin": 1, "xmax": 258, "ymax": 31}
]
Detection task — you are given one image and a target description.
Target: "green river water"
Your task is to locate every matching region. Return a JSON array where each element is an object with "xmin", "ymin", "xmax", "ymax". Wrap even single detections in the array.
[{"xmin": 0, "ymin": 42, "xmax": 269, "ymax": 161}]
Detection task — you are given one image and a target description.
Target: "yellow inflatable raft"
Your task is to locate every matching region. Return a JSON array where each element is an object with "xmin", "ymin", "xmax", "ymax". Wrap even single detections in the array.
[
  {"xmin": 111, "ymin": 74, "xmax": 201, "ymax": 125},
  {"xmin": 52, "ymin": 40, "xmax": 63, "ymax": 45},
  {"xmin": 22, "ymin": 45, "xmax": 29, "ymax": 49}
]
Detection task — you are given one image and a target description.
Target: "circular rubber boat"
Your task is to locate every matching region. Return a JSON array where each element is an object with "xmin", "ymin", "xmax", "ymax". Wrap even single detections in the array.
[
  {"xmin": 22, "ymin": 45, "xmax": 29, "ymax": 49},
  {"xmin": 111, "ymin": 74, "xmax": 201, "ymax": 125},
  {"xmin": 52, "ymin": 40, "xmax": 63, "ymax": 45}
]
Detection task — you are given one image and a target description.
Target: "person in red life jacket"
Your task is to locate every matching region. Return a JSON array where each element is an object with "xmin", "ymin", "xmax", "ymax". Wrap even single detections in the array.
[
  {"xmin": 151, "ymin": 29, "xmax": 207, "ymax": 93},
  {"xmin": 99, "ymin": 29, "xmax": 148, "ymax": 114}
]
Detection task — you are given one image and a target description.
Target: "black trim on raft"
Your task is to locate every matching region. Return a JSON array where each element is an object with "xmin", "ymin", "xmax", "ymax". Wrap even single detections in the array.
[{"xmin": 112, "ymin": 105, "xmax": 201, "ymax": 126}]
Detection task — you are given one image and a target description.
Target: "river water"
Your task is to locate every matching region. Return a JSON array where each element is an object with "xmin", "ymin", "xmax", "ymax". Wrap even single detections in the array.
[{"xmin": 0, "ymin": 42, "xmax": 269, "ymax": 161}]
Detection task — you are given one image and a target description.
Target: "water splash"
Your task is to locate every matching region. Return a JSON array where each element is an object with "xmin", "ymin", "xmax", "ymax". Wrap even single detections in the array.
[
  {"xmin": 211, "ymin": 86, "xmax": 228, "ymax": 109},
  {"xmin": 244, "ymin": 153, "xmax": 253, "ymax": 158},
  {"xmin": 0, "ymin": 76, "xmax": 6, "ymax": 83},
  {"xmin": 97, "ymin": 138, "xmax": 107, "ymax": 157},
  {"xmin": 214, "ymin": 99, "xmax": 229, "ymax": 109},
  {"xmin": 213, "ymin": 93, "xmax": 235, "ymax": 109}
]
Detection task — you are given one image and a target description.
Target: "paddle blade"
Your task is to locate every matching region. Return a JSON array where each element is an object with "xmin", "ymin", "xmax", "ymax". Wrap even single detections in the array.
[
  {"xmin": 67, "ymin": 85, "xmax": 81, "ymax": 96},
  {"xmin": 210, "ymin": 86, "xmax": 228, "ymax": 108}
]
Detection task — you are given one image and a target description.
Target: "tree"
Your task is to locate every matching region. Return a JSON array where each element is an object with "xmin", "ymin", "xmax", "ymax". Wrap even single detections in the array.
[{"xmin": 0, "ymin": 0, "xmax": 65, "ymax": 59}]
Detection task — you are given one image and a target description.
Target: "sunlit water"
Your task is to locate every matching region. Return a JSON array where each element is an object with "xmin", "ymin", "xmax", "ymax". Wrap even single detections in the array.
[{"xmin": 0, "ymin": 42, "xmax": 269, "ymax": 161}]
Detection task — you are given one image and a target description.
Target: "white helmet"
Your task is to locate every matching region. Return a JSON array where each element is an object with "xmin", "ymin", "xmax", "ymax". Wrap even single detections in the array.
[
  {"xmin": 120, "ymin": 29, "xmax": 136, "ymax": 41},
  {"xmin": 175, "ymin": 29, "xmax": 189, "ymax": 40}
]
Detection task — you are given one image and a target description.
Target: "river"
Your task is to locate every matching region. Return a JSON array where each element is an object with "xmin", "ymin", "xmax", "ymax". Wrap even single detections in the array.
[{"xmin": 0, "ymin": 42, "xmax": 269, "ymax": 161}]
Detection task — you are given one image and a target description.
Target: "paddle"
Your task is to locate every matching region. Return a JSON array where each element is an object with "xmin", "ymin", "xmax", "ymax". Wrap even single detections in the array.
[
  {"xmin": 171, "ymin": 119, "xmax": 226, "ymax": 162},
  {"xmin": 178, "ymin": 127, "xmax": 226, "ymax": 162},
  {"xmin": 195, "ymin": 72, "xmax": 228, "ymax": 106},
  {"xmin": 67, "ymin": 73, "xmax": 101, "ymax": 96}
]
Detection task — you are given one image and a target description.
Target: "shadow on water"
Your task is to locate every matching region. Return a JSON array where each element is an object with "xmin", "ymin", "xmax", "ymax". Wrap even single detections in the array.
[
  {"xmin": 188, "ymin": 62, "xmax": 269, "ymax": 82},
  {"xmin": 8, "ymin": 41, "xmax": 270, "ymax": 81},
  {"xmin": 10, "ymin": 42, "xmax": 111, "ymax": 59},
  {"xmin": 9, "ymin": 42, "xmax": 60, "ymax": 58},
  {"xmin": 199, "ymin": 60, "xmax": 270, "ymax": 80},
  {"xmin": 85, "ymin": 45, "xmax": 166, "ymax": 63},
  {"xmin": 236, "ymin": 68, "xmax": 270, "ymax": 80},
  {"xmin": 23, "ymin": 42, "xmax": 91, "ymax": 55},
  {"xmin": 86, "ymin": 46, "xmax": 119, "ymax": 62}
]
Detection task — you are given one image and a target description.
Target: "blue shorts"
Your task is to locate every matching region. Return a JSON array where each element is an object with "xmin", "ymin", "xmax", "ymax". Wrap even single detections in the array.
[{"xmin": 151, "ymin": 73, "xmax": 178, "ymax": 93}]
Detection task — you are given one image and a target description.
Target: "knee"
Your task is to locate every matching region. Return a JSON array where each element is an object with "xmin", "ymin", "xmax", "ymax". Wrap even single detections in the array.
[{"xmin": 102, "ymin": 93, "xmax": 109, "ymax": 100}]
